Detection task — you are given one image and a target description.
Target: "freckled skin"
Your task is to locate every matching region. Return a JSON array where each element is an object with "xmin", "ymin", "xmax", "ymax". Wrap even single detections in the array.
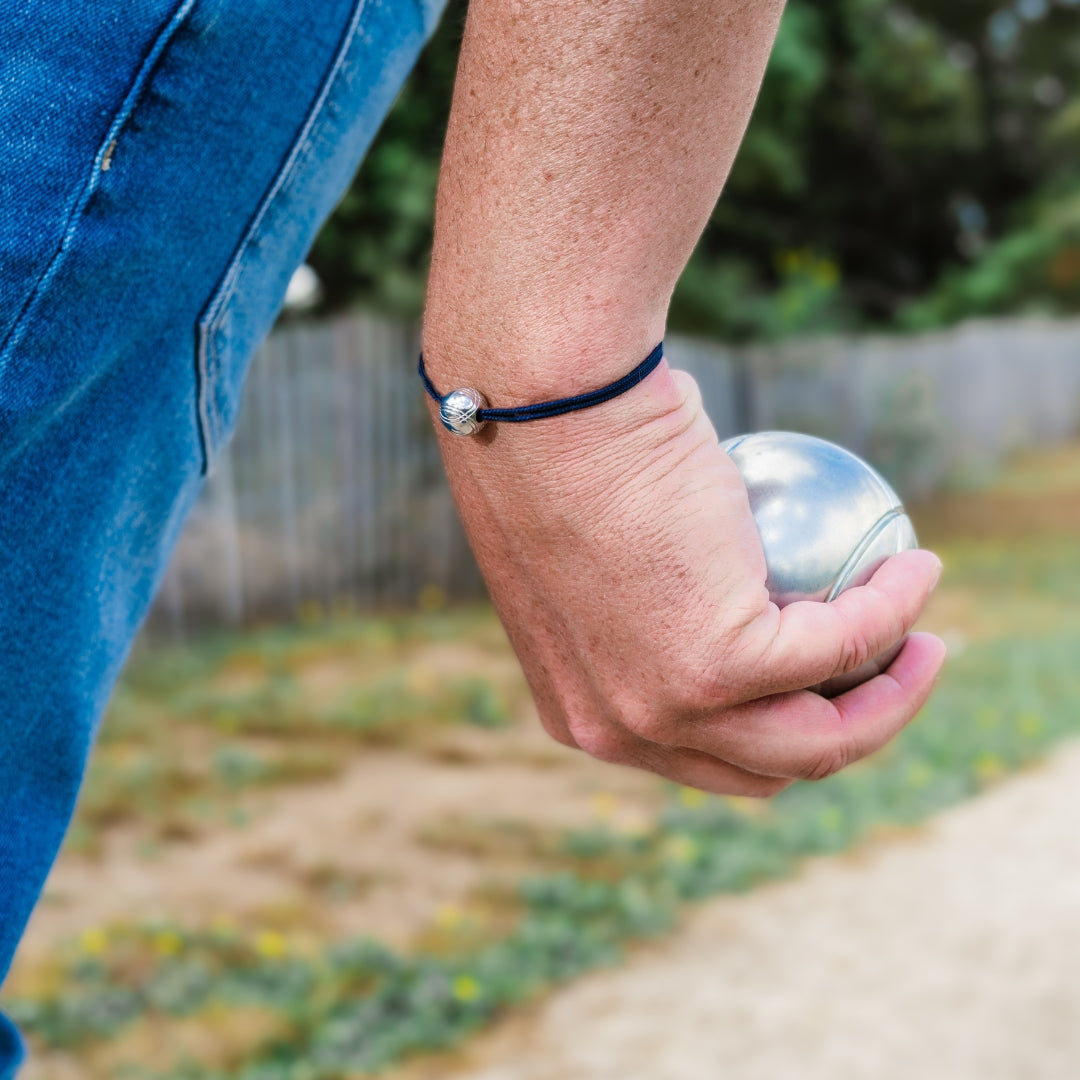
[{"xmin": 422, "ymin": 0, "xmax": 946, "ymax": 795}]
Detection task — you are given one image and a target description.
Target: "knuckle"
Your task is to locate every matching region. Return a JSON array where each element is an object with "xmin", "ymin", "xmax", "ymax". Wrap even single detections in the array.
[
  {"xmin": 621, "ymin": 707, "xmax": 676, "ymax": 745},
  {"xmin": 567, "ymin": 719, "xmax": 629, "ymax": 764},
  {"xmin": 535, "ymin": 703, "xmax": 581, "ymax": 750},
  {"xmin": 541, "ymin": 722, "xmax": 578, "ymax": 750}
]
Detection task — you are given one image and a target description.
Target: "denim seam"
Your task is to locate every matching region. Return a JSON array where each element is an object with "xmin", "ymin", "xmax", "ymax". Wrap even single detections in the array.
[
  {"xmin": 195, "ymin": 0, "xmax": 371, "ymax": 473},
  {"xmin": 0, "ymin": 0, "xmax": 199, "ymax": 369},
  {"xmin": 409, "ymin": 0, "xmax": 432, "ymax": 36}
]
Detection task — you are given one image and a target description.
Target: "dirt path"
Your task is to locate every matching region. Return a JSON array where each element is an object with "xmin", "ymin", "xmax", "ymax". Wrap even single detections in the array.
[{"xmin": 414, "ymin": 740, "xmax": 1080, "ymax": 1080}]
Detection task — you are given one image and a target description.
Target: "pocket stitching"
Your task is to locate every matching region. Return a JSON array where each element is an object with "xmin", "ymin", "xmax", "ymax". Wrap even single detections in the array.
[{"xmin": 0, "ymin": 0, "xmax": 199, "ymax": 366}]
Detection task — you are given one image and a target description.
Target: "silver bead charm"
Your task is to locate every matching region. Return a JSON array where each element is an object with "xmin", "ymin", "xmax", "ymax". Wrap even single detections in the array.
[{"xmin": 439, "ymin": 388, "xmax": 488, "ymax": 436}]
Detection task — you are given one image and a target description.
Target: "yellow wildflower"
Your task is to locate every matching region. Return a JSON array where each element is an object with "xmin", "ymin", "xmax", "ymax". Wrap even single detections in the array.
[
  {"xmin": 590, "ymin": 792, "xmax": 617, "ymax": 820},
  {"xmin": 435, "ymin": 904, "xmax": 464, "ymax": 931},
  {"xmin": 812, "ymin": 258, "xmax": 839, "ymax": 288},
  {"xmin": 664, "ymin": 834, "xmax": 699, "ymax": 864},
  {"xmin": 254, "ymin": 931, "xmax": 288, "ymax": 960},
  {"xmin": 678, "ymin": 786, "xmax": 706, "ymax": 809},
  {"xmin": 452, "ymin": 974, "xmax": 481, "ymax": 1003},
  {"xmin": 1017, "ymin": 712, "xmax": 1044, "ymax": 738},
  {"xmin": 153, "ymin": 929, "xmax": 183, "ymax": 958},
  {"xmin": 974, "ymin": 753, "xmax": 1004, "ymax": 782},
  {"xmin": 79, "ymin": 928, "xmax": 108, "ymax": 957}
]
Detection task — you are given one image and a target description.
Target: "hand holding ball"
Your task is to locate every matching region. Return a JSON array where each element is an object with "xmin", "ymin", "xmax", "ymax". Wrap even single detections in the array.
[{"xmin": 721, "ymin": 431, "xmax": 917, "ymax": 697}]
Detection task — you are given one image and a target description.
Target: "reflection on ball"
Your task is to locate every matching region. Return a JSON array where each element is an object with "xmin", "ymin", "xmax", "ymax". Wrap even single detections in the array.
[{"xmin": 721, "ymin": 431, "xmax": 917, "ymax": 697}]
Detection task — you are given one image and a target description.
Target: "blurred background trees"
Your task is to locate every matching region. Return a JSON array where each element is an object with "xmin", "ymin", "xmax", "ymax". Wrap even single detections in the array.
[{"xmin": 307, "ymin": 0, "xmax": 1079, "ymax": 341}]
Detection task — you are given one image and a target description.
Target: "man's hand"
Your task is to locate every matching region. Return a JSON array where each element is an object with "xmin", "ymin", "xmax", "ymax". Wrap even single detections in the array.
[
  {"xmin": 431, "ymin": 360, "xmax": 944, "ymax": 796},
  {"xmin": 422, "ymin": 0, "xmax": 945, "ymax": 793}
]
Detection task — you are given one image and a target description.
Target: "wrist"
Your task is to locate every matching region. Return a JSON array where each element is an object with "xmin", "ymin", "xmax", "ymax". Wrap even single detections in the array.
[
  {"xmin": 420, "ymin": 300, "xmax": 668, "ymax": 406},
  {"xmin": 421, "ymin": 341, "xmax": 665, "ymax": 436},
  {"xmin": 427, "ymin": 355, "xmax": 700, "ymax": 503}
]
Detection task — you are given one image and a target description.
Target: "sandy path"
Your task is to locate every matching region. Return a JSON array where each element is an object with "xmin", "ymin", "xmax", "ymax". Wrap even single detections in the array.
[{"xmin": 420, "ymin": 740, "xmax": 1080, "ymax": 1080}]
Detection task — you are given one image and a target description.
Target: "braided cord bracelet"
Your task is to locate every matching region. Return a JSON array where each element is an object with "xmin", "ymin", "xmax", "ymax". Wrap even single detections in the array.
[{"xmin": 418, "ymin": 342, "xmax": 664, "ymax": 435}]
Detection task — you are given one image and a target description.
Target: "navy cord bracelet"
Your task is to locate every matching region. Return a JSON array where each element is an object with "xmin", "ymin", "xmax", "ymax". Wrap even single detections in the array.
[{"xmin": 419, "ymin": 341, "xmax": 664, "ymax": 435}]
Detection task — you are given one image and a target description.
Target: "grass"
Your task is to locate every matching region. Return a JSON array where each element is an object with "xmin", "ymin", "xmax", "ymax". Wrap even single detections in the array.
[{"xmin": 6, "ymin": 450, "xmax": 1080, "ymax": 1078}]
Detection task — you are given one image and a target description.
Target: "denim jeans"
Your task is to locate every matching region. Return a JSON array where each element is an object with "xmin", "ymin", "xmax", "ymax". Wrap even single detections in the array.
[{"xmin": 0, "ymin": 0, "xmax": 445, "ymax": 1071}]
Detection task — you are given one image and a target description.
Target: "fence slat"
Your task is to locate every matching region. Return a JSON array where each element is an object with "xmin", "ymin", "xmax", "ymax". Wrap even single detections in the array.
[{"xmin": 148, "ymin": 313, "xmax": 1080, "ymax": 635}]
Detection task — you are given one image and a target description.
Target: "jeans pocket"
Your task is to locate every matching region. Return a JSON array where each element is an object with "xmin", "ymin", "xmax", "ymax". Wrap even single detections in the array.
[
  {"xmin": 194, "ymin": 0, "xmax": 434, "ymax": 473},
  {"xmin": 0, "ymin": 0, "xmax": 197, "ymax": 415}
]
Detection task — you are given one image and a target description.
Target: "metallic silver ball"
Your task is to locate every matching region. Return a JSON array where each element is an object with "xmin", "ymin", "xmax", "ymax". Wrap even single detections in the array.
[
  {"xmin": 439, "ymin": 388, "xmax": 488, "ymax": 436},
  {"xmin": 721, "ymin": 431, "xmax": 917, "ymax": 697}
]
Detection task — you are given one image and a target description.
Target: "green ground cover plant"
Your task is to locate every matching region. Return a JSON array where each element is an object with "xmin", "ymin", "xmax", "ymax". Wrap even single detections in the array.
[
  {"xmin": 7, "ymin": 531, "xmax": 1080, "ymax": 1078},
  {"xmin": 68, "ymin": 610, "xmax": 517, "ymax": 846}
]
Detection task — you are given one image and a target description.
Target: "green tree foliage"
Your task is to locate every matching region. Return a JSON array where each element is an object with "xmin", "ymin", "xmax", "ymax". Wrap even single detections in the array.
[{"xmin": 308, "ymin": 0, "xmax": 1079, "ymax": 340}]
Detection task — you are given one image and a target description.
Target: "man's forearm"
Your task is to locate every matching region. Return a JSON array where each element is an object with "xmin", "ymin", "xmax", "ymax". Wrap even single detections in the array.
[{"xmin": 422, "ymin": 0, "xmax": 786, "ymax": 397}]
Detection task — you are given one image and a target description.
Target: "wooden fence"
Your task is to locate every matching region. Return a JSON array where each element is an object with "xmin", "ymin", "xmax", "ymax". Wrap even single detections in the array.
[{"xmin": 148, "ymin": 313, "xmax": 1080, "ymax": 633}]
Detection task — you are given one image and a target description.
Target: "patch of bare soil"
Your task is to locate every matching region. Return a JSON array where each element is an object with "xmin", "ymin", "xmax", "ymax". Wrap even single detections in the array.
[
  {"xmin": 910, "ymin": 439, "xmax": 1080, "ymax": 543},
  {"xmin": 409, "ymin": 741, "xmax": 1080, "ymax": 1080},
  {"xmin": 7, "ymin": 708, "xmax": 662, "ymax": 985}
]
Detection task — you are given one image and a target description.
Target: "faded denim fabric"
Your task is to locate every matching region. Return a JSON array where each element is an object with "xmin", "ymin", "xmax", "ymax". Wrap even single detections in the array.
[{"xmin": 0, "ymin": 0, "xmax": 445, "ymax": 1072}]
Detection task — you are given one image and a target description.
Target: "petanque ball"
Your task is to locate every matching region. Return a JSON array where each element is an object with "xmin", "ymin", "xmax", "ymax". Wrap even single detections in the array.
[{"xmin": 720, "ymin": 430, "xmax": 917, "ymax": 697}]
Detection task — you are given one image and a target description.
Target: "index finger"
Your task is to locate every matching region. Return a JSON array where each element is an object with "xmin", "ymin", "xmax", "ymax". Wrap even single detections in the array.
[
  {"xmin": 718, "ymin": 548, "xmax": 943, "ymax": 705},
  {"xmin": 683, "ymin": 630, "xmax": 948, "ymax": 780}
]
